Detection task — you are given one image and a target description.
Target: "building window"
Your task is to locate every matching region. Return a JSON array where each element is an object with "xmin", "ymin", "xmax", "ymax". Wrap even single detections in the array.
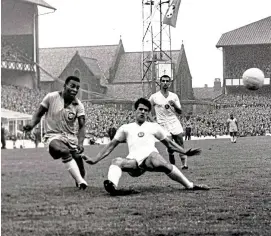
[{"xmin": 74, "ymin": 69, "xmax": 80, "ymax": 78}]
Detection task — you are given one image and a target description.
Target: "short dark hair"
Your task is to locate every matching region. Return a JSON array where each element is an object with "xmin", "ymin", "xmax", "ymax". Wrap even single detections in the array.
[
  {"xmin": 134, "ymin": 97, "xmax": 152, "ymax": 111},
  {"xmin": 65, "ymin": 76, "xmax": 80, "ymax": 85},
  {"xmin": 160, "ymin": 74, "xmax": 171, "ymax": 82}
]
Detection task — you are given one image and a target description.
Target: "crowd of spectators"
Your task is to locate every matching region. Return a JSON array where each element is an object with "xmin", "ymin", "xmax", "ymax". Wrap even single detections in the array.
[
  {"xmin": 216, "ymin": 88, "xmax": 271, "ymax": 108},
  {"xmin": 1, "ymin": 84, "xmax": 271, "ymax": 140},
  {"xmin": 182, "ymin": 105, "xmax": 271, "ymax": 137},
  {"xmin": 1, "ymin": 85, "xmax": 47, "ymax": 114},
  {"xmin": 1, "ymin": 85, "xmax": 134, "ymax": 140}
]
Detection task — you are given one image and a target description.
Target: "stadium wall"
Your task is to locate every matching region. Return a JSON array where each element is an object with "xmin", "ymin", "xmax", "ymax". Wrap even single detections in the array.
[
  {"xmin": 1, "ymin": 0, "xmax": 35, "ymax": 35},
  {"xmin": 1, "ymin": 69, "xmax": 36, "ymax": 89}
]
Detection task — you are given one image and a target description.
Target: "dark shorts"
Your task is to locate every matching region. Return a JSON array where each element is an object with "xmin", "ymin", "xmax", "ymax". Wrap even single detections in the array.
[
  {"xmin": 230, "ymin": 132, "xmax": 237, "ymax": 136},
  {"xmin": 186, "ymin": 127, "xmax": 192, "ymax": 134},
  {"xmin": 127, "ymin": 160, "xmax": 146, "ymax": 177}
]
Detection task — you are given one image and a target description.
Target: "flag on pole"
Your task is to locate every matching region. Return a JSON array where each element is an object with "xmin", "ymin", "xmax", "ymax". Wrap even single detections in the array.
[{"xmin": 163, "ymin": 0, "xmax": 182, "ymax": 28}]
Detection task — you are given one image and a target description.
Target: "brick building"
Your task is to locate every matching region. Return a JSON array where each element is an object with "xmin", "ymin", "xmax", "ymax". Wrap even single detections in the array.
[{"xmin": 39, "ymin": 40, "xmax": 195, "ymax": 102}]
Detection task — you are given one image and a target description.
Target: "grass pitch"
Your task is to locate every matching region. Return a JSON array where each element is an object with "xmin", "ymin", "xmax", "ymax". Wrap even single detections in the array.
[{"xmin": 1, "ymin": 137, "xmax": 271, "ymax": 236}]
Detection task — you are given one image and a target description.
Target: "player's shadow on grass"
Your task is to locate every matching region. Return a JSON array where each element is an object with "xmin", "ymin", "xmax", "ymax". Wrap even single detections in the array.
[{"xmin": 106, "ymin": 185, "xmax": 194, "ymax": 197}]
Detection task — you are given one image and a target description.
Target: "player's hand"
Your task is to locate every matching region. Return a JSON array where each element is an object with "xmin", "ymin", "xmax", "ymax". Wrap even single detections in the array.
[
  {"xmin": 168, "ymin": 100, "xmax": 176, "ymax": 107},
  {"xmin": 77, "ymin": 145, "xmax": 84, "ymax": 154},
  {"xmin": 81, "ymin": 155, "xmax": 96, "ymax": 165},
  {"xmin": 185, "ymin": 148, "xmax": 202, "ymax": 156},
  {"xmin": 23, "ymin": 124, "xmax": 33, "ymax": 132}
]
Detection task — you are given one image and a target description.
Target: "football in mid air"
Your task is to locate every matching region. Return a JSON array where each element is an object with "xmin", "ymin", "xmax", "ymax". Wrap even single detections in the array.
[{"xmin": 242, "ymin": 68, "xmax": 265, "ymax": 90}]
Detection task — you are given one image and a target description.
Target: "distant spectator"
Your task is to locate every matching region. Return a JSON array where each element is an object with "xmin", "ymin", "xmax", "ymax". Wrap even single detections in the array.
[{"xmin": 1, "ymin": 123, "xmax": 6, "ymax": 149}]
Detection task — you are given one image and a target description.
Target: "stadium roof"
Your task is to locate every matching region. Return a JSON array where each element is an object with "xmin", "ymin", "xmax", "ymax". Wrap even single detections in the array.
[
  {"xmin": 39, "ymin": 44, "xmax": 119, "ymax": 82},
  {"xmin": 1, "ymin": 108, "xmax": 32, "ymax": 120},
  {"xmin": 216, "ymin": 16, "xmax": 271, "ymax": 47},
  {"xmin": 19, "ymin": 0, "xmax": 56, "ymax": 10}
]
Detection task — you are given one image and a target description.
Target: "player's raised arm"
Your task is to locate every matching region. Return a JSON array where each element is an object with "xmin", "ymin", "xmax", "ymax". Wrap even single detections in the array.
[
  {"xmin": 85, "ymin": 124, "xmax": 126, "ymax": 165},
  {"xmin": 160, "ymin": 137, "xmax": 201, "ymax": 157},
  {"xmin": 84, "ymin": 139, "xmax": 121, "ymax": 164},
  {"xmin": 154, "ymin": 123, "xmax": 201, "ymax": 157}
]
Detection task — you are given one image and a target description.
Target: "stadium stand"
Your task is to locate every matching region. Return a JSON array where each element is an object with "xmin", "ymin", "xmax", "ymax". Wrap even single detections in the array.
[{"xmin": 2, "ymin": 84, "xmax": 271, "ymax": 139}]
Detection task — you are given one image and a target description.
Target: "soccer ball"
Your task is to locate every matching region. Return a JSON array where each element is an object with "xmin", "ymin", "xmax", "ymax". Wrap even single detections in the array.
[{"xmin": 242, "ymin": 68, "xmax": 265, "ymax": 90}]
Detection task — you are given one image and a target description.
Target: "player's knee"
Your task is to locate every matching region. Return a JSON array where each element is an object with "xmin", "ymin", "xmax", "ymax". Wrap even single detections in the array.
[
  {"xmin": 111, "ymin": 157, "xmax": 124, "ymax": 167},
  {"xmin": 49, "ymin": 140, "xmax": 70, "ymax": 160}
]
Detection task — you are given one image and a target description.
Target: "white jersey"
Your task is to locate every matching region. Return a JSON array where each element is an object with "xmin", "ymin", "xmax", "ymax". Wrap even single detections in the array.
[
  {"xmin": 149, "ymin": 91, "xmax": 183, "ymax": 135},
  {"xmin": 114, "ymin": 122, "xmax": 167, "ymax": 165},
  {"xmin": 227, "ymin": 118, "xmax": 238, "ymax": 132}
]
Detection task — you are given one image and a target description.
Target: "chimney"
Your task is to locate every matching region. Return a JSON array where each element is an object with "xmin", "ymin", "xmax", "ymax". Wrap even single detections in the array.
[{"xmin": 214, "ymin": 78, "xmax": 221, "ymax": 91}]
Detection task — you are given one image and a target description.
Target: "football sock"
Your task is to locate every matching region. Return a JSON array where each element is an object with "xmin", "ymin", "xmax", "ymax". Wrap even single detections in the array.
[
  {"xmin": 180, "ymin": 155, "xmax": 188, "ymax": 167},
  {"xmin": 169, "ymin": 154, "xmax": 175, "ymax": 164},
  {"xmin": 108, "ymin": 165, "xmax": 122, "ymax": 188},
  {"xmin": 167, "ymin": 165, "xmax": 193, "ymax": 189},
  {"xmin": 64, "ymin": 159, "xmax": 87, "ymax": 185}
]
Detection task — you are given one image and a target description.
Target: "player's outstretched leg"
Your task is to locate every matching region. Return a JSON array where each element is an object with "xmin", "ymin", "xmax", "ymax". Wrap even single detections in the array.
[
  {"xmin": 72, "ymin": 151, "xmax": 86, "ymax": 188},
  {"xmin": 144, "ymin": 152, "xmax": 209, "ymax": 190},
  {"xmin": 49, "ymin": 140, "xmax": 88, "ymax": 190},
  {"xmin": 104, "ymin": 157, "xmax": 138, "ymax": 195},
  {"xmin": 104, "ymin": 158, "xmax": 123, "ymax": 195}
]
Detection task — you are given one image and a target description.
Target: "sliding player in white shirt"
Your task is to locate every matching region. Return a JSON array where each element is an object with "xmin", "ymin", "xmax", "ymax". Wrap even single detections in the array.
[
  {"xmin": 149, "ymin": 75, "xmax": 188, "ymax": 169},
  {"xmin": 83, "ymin": 98, "xmax": 209, "ymax": 195}
]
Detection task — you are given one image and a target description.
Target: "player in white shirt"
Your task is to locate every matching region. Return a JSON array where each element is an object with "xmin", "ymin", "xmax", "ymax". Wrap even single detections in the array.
[
  {"xmin": 84, "ymin": 98, "xmax": 209, "ymax": 195},
  {"xmin": 23, "ymin": 76, "xmax": 88, "ymax": 189},
  {"xmin": 227, "ymin": 114, "xmax": 238, "ymax": 143},
  {"xmin": 149, "ymin": 75, "xmax": 188, "ymax": 169}
]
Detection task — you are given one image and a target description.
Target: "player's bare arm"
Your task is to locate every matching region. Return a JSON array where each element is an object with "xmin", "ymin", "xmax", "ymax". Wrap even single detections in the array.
[
  {"xmin": 24, "ymin": 105, "xmax": 48, "ymax": 132},
  {"xmin": 77, "ymin": 115, "xmax": 86, "ymax": 150},
  {"xmin": 168, "ymin": 100, "xmax": 182, "ymax": 114},
  {"xmin": 160, "ymin": 137, "xmax": 201, "ymax": 156},
  {"xmin": 84, "ymin": 139, "xmax": 121, "ymax": 165}
]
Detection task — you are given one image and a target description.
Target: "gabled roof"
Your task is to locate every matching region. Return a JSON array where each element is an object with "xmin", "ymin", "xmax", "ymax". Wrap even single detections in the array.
[
  {"xmin": 39, "ymin": 44, "xmax": 119, "ymax": 82},
  {"xmin": 216, "ymin": 16, "xmax": 271, "ymax": 47},
  {"xmin": 19, "ymin": 0, "xmax": 56, "ymax": 10},
  {"xmin": 81, "ymin": 57, "xmax": 101, "ymax": 76},
  {"xmin": 193, "ymin": 87, "xmax": 222, "ymax": 100},
  {"xmin": 113, "ymin": 50, "xmax": 179, "ymax": 83}
]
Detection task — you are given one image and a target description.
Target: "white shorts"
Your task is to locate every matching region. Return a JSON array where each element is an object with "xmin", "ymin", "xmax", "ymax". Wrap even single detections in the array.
[
  {"xmin": 159, "ymin": 120, "xmax": 184, "ymax": 136},
  {"xmin": 43, "ymin": 133, "xmax": 78, "ymax": 150},
  {"xmin": 126, "ymin": 151, "xmax": 159, "ymax": 177},
  {"xmin": 126, "ymin": 148, "xmax": 158, "ymax": 166}
]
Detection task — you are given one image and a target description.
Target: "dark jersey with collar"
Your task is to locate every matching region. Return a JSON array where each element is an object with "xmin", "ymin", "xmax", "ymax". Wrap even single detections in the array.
[{"xmin": 41, "ymin": 91, "xmax": 85, "ymax": 135}]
